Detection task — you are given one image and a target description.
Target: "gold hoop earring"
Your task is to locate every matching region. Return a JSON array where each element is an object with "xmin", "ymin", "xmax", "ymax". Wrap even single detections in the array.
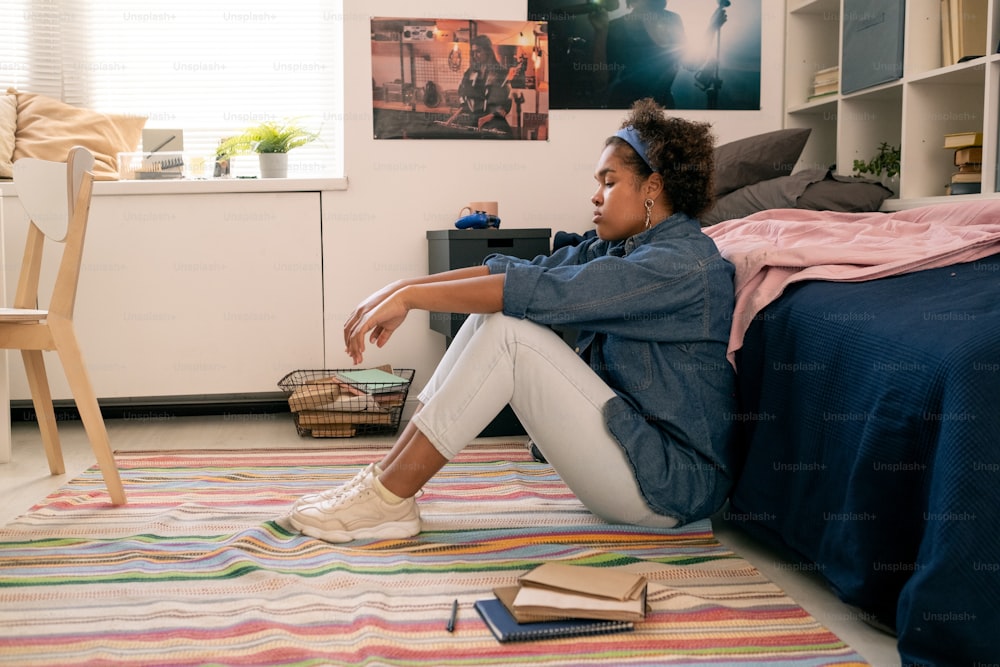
[{"xmin": 644, "ymin": 198, "xmax": 654, "ymax": 230}]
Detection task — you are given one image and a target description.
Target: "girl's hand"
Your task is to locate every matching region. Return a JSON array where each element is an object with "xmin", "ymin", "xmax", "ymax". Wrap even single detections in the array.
[
  {"xmin": 344, "ymin": 290, "xmax": 409, "ymax": 365},
  {"xmin": 343, "ymin": 281, "xmax": 402, "ymax": 351}
]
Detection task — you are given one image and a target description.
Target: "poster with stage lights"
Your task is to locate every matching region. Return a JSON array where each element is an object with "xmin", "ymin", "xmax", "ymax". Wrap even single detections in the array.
[
  {"xmin": 527, "ymin": 0, "xmax": 761, "ymax": 110},
  {"xmin": 371, "ymin": 18, "xmax": 549, "ymax": 140}
]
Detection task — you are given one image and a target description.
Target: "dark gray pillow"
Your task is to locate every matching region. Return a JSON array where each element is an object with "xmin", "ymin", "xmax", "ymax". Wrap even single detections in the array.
[
  {"xmin": 796, "ymin": 172, "xmax": 893, "ymax": 211},
  {"xmin": 702, "ymin": 168, "xmax": 827, "ymax": 225},
  {"xmin": 700, "ymin": 168, "xmax": 892, "ymax": 226},
  {"xmin": 713, "ymin": 128, "xmax": 812, "ymax": 197}
]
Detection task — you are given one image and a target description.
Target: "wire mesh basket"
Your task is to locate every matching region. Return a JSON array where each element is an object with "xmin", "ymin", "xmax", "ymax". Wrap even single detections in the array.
[{"xmin": 277, "ymin": 367, "xmax": 414, "ymax": 438}]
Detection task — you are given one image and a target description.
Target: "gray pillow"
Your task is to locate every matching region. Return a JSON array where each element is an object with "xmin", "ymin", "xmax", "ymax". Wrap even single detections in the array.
[
  {"xmin": 796, "ymin": 172, "xmax": 893, "ymax": 211},
  {"xmin": 713, "ymin": 128, "xmax": 812, "ymax": 197},
  {"xmin": 700, "ymin": 168, "xmax": 892, "ymax": 226}
]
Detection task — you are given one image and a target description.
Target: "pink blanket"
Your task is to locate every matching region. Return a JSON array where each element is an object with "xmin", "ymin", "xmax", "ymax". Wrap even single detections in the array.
[{"xmin": 703, "ymin": 199, "xmax": 1000, "ymax": 363}]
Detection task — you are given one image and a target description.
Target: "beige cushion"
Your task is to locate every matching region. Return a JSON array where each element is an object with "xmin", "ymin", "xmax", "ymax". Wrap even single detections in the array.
[
  {"xmin": 0, "ymin": 94, "xmax": 16, "ymax": 178},
  {"xmin": 8, "ymin": 88, "xmax": 146, "ymax": 180}
]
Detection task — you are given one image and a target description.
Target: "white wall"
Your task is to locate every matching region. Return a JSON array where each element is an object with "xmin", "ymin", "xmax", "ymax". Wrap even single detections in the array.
[{"xmin": 323, "ymin": 0, "xmax": 785, "ymax": 397}]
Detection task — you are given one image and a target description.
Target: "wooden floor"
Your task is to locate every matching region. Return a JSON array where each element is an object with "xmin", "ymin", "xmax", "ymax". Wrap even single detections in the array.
[{"xmin": 0, "ymin": 413, "xmax": 900, "ymax": 666}]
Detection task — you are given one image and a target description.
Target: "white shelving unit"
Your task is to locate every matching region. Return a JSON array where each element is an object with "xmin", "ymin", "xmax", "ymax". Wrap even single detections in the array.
[{"xmin": 784, "ymin": 0, "xmax": 1000, "ymax": 208}]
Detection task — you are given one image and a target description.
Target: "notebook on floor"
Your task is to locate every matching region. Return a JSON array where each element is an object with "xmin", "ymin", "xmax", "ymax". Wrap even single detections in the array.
[{"xmin": 474, "ymin": 596, "xmax": 634, "ymax": 643}]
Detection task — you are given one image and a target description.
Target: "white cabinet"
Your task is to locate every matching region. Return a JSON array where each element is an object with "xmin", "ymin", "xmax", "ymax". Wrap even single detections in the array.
[
  {"xmin": 0, "ymin": 192, "xmax": 9, "ymax": 460},
  {"xmin": 1, "ymin": 190, "xmax": 325, "ymax": 402},
  {"xmin": 784, "ymin": 0, "xmax": 1000, "ymax": 206}
]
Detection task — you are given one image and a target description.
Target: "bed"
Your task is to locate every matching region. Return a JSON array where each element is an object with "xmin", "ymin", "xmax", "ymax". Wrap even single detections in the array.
[{"xmin": 703, "ymin": 200, "xmax": 1000, "ymax": 666}]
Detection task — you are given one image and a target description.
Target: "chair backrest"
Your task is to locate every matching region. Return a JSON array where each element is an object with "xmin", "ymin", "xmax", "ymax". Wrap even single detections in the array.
[{"xmin": 10, "ymin": 146, "xmax": 96, "ymax": 317}]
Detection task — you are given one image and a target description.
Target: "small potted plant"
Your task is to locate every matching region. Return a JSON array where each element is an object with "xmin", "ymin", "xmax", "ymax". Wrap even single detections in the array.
[
  {"xmin": 853, "ymin": 142, "xmax": 900, "ymax": 196},
  {"xmin": 216, "ymin": 118, "xmax": 320, "ymax": 178}
]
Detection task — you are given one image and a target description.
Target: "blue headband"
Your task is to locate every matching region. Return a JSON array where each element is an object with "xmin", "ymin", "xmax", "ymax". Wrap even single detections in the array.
[{"xmin": 615, "ymin": 125, "xmax": 657, "ymax": 173}]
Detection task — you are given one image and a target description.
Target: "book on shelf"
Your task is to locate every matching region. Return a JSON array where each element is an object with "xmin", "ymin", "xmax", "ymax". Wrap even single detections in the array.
[
  {"xmin": 811, "ymin": 81, "xmax": 839, "ymax": 96},
  {"xmin": 943, "ymin": 131, "xmax": 984, "ymax": 149},
  {"xmin": 807, "ymin": 91, "xmax": 837, "ymax": 101},
  {"xmin": 948, "ymin": 181, "xmax": 982, "ymax": 195},
  {"xmin": 950, "ymin": 0, "xmax": 989, "ymax": 62},
  {"xmin": 954, "ymin": 146, "xmax": 983, "ymax": 166},
  {"xmin": 940, "ymin": 0, "xmax": 988, "ymax": 65},
  {"xmin": 951, "ymin": 171, "xmax": 982, "ymax": 183},
  {"xmin": 474, "ymin": 596, "xmax": 634, "ymax": 643},
  {"xmin": 809, "ymin": 66, "xmax": 839, "ymax": 99},
  {"xmin": 511, "ymin": 562, "xmax": 648, "ymax": 623},
  {"xmin": 941, "ymin": 0, "xmax": 954, "ymax": 65},
  {"xmin": 812, "ymin": 67, "xmax": 839, "ymax": 84}
]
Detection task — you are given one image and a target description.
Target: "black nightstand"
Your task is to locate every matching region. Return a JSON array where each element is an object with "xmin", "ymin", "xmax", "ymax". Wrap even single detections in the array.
[{"xmin": 426, "ymin": 227, "xmax": 551, "ymax": 436}]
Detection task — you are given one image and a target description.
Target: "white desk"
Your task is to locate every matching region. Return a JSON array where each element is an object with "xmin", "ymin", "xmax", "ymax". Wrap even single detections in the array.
[{"xmin": 0, "ymin": 190, "xmax": 10, "ymax": 463}]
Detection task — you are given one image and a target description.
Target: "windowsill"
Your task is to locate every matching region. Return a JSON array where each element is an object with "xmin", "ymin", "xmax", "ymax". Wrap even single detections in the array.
[{"xmin": 0, "ymin": 176, "xmax": 348, "ymax": 197}]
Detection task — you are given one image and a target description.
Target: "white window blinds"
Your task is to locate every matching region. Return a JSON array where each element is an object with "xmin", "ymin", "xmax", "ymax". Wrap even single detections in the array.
[{"xmin": 1, "ymin": 0, "xmax": 344, "ymax": 178}]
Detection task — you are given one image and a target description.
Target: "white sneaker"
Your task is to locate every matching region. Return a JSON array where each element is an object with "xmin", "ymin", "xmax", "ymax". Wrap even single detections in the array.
[
  {"xmin": 289, "ymin": 474, "xmax": 421, "ymax": 543},
  {"xmin": 292, "ymin": 463, "xmax": 377, "ymax": 512}
]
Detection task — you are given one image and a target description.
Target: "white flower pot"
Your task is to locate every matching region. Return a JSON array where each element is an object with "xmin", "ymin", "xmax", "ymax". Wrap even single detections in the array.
[
  {"xmin": 258, "ymin": 152, "xmax": 288, "ymax": 178},
  {"xmin": 881, "ymin": 173, "xmax": 900, "ymax": 198}
]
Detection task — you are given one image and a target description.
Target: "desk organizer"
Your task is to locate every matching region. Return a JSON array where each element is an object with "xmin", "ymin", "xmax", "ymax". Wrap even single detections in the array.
[
  {"xmin": 117, "ymin": 151, "xmax": 186, "ymax": 180},
  {"xmin": 278, "ymin": 367, "xmax": 414, "ymax": 438}
]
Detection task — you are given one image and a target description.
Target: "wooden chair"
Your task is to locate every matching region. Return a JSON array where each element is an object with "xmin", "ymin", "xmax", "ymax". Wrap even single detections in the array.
[{"xmin": 3, "ymin": 146, "xmax": 126, "ymax": 504}]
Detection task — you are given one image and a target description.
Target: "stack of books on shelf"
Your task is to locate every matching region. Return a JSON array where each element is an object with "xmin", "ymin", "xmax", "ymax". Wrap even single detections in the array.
[
  {"xmin": 940, "ymin": 0, "xmax": 989, "ymax": 66},
  {"xmin": 943, "ymin": 131, "xmax": 983, "ymax": 195},
  {"xmin": 475, "ymin": 563, "xmax": 647, "ymax": 643},
  {"xmin": 808, "ymin": 66, "xmax": 839, "ymax": 100}
]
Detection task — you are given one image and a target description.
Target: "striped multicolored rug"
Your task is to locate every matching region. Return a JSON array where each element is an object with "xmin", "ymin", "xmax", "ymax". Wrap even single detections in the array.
[{"xmin": 0, "ymin": 444, "xmax": 869, "ymax": 666}]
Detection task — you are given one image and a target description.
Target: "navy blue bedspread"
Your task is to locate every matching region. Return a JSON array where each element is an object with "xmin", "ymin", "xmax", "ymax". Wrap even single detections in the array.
[{"xmin": 730, "ymin": 254, "xmax": 1000, "ymax": 666}]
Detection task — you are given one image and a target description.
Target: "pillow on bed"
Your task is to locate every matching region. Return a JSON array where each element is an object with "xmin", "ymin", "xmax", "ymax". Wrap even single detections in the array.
[
  {"xmin": 796, "ymin": 172, "xmax": 895, "ymax": 211},
  {"xmin": 713, "ymin": 128, "xmax": 811, "ymax": 197},
  {"xmin": 8, "ymin": 88, "xmax": 146, "ymax": 180},
  {"xmin": 0, "ymin": 93, "xmax": 16, "ymax": 178},
  {"xmin": 700, "ymin": 168, "xmax": 892, "ymax": 226}
]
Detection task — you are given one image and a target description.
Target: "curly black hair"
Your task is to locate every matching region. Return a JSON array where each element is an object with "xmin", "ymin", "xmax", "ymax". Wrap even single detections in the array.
[{"xmin": 606, "ymin": 98, "xmax": 716, "ymax": 219}]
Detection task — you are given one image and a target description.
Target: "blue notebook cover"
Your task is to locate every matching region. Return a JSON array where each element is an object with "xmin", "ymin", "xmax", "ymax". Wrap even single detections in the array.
[{"xmin": 474, "ymin": 597, "xmax": 634, "ymax": 643}]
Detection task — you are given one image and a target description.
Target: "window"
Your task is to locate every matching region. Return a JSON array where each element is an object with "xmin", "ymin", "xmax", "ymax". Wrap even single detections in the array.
[{"xmin": 1, "ymin": 0, "xmax": 344, "ymax": 178}]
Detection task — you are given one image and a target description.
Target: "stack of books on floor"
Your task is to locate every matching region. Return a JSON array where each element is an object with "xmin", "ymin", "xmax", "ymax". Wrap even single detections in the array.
[
  {"xmin": 475, "ymin": 563, "xmax": 647, "ymax": 643},
  {"xmin": 944, "ymin": 131, "xmax": 983, "ymax": 194},
  {"xmin": 284, "ymin": 366, "xmax": 411, "ymax": 437},
  {"xmin": 808, "ymin": 66, "xmax": 839, "ymax": 100}
]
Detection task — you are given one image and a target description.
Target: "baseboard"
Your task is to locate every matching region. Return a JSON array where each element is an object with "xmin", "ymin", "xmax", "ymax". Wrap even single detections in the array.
[
  {"xmin": 10, "ymin": 392, "xmax": 290, "ymax": 423},
  {"xmin": 10, "ymin": 394, "xmax": 529, "ymax": 438}
]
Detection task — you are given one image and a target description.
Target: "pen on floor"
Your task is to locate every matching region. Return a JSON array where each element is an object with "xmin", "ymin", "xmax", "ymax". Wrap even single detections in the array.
[{"xmin": 446, "ymin": 599, "xmax": 458, "ymax": 632}]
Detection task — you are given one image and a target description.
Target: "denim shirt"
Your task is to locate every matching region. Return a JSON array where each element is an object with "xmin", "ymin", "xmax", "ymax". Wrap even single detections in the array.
[{"xmin": 484, "ymin": 212, "xmax": 738, "ymax": 524}]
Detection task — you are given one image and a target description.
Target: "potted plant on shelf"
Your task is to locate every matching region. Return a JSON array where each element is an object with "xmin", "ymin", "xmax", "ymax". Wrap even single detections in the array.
[
  {"xmin": 853, "ymin": 142, "xmax": 901, "ymax": 196},
  {"xmin": 216, "ymin": 118, "xmax": 320, "ymax": 178}
]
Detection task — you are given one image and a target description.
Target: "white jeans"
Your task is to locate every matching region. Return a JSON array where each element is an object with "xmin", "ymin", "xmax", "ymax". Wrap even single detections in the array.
[{"xmin": 413, "ymin": 313, "xmax": 678, "ymax": 528}]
